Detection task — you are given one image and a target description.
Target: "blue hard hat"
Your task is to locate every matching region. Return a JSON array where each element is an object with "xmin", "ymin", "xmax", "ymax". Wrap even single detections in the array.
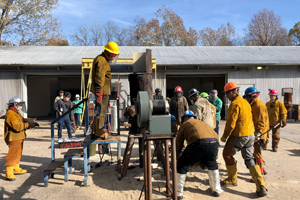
[
  {"xmin": 210, "ymin": 89, "xmax": 218, "ymax": 94},
  {"xmin": 182, "ymin": 110, "xmax": 195, "ymax": 118},
  {"xmin": 245, "ymin": 87, "xmax": 260, "ymax": 95},
  {"xmin": 171, "ymin": 115, "xmax": 176, "ymax": 121}
]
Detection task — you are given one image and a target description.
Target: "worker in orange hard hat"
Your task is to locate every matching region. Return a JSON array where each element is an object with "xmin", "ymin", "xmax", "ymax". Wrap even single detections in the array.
[
  {"xmin": 265, "ymin": 89, "xmax": 287, "ymax": 152},
  {"xmin": 221, "ymin": 82, "xmax": 267, "ymax": 197},
  {"xmin": 91, "ymin": 41, "xmax": 119, "ymax": 139}
]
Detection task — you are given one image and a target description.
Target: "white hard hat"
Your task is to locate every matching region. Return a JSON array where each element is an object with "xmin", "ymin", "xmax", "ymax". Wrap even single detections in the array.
[
  {"xmin": 75, "ymin": 94, "xmax": 80, "ymax": 98},
  {"xmin": 9, "ymin": 96, "xmax": 23, "ymax": 104},
  {"xmin": 8, "ymin": 96, "xmax": 27, "ymax": 113}
]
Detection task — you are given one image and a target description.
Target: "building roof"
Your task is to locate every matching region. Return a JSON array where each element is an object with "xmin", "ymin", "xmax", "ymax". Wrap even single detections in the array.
[{"xmin": 1, "ymin": 46, "xmax": 300, "ymax": 66}]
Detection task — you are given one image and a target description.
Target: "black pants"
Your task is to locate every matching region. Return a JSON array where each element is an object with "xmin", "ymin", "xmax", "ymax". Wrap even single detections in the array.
[{"xmin": 177, "ymin": 140, "xmax": 219, "ymax": 174}]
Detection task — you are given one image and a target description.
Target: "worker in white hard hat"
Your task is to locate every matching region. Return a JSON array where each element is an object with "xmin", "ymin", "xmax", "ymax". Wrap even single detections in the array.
[
  {"xmin": 4, "ymin": 96, "xmax": 37, "ymax": 181},
  {"xmin": 91, "ymin": 41, "xmax": 120, "ymax": 139}
]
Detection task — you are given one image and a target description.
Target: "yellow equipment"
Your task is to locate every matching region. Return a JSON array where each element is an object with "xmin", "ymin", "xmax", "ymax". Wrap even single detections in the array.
[{"xmin": 80, "ymin": 57, "xmax": 157, "ymax": 122}]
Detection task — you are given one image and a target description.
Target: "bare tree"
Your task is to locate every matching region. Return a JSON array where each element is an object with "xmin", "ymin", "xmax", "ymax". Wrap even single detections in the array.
[
  {"xmin": 199, "ymin": 23, "xmax": 236, "ymax": 46},
  {"xmin": 103, "ymin": 20, "xmax": 119, "ymax": 44},
  {"xmin": 90, "ymin": 22, "xmax": 103, "ymax": 46},
  {"xmin": 72, "ymin": 25, "xmax": 90, "ymax": 46},
  {"xmin": 0, "ymin": 0, "xmax": 62, "ymax": 45},
  {"xmin": 244, "ymin": 8, "xmax": 292, "ymax": 46}
]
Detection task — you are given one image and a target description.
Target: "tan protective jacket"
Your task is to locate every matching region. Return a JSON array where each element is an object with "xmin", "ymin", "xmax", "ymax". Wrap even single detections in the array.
[
  {"xmin": 266, "ymin": 100, "xmax": 287, "ymax": 126},
  {"xmin": 222, "ymin": 95, "xmax": 254, "ymax": 139},
  {"xmin": 251, "ymin": 98, "xmax": 269, "ymax": 140},
  {"xmin": 211, "ymin": 103, "xmax": 217, "ymax": 129},
  {"xmin": 176, "ymin": 118, "xmax": 218, "ymax": 159},
  {"xmin": 192, "ymin": 97, "xmax": 214, "ymax": 128},
  {"xmin": 169, "ymin": 96, "xmax": 189, "ymax": 123},
  {"xmin": 4, "ymin": 109, "xmax": 29, "ymax": 145},
  {"xmin": 91, "ymin": 52, "xmax": 111, "ymax": 95}
]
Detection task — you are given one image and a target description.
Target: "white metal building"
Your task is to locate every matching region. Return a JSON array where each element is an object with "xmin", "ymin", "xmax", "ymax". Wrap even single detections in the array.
[{"xmin": 1, "ymin": 46, "xmax": 300, "ymax": 119}]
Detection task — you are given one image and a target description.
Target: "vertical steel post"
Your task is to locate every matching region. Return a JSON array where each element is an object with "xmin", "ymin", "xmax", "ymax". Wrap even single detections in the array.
[
  {"xmin": 165, "ymin": 139, "xmax": 171, "ymax": 197},
  {"xmin": 85, "ymin": 101, "xmax": 89, "ymax": 136},
  {"xmin": 143, "ymin": 137, "xmax": 148, "ymax": 200},
  {"xmin": 171, "ymin": 137, "xmax": 177, "ymax": 200},
  {"xmin": 147, "ymin": 139, "xmax": 152, "ymax": 200},
  {"xmin": 51, "ymin": 123, "xmax": 55, "ymax": 161},
  {"xmin": 117, "ymin": 98, "xmax": 120, "ymax": 135},
  {"xmin": 139, "ymin": 138, "xmax": 143, "ymax": 168}
]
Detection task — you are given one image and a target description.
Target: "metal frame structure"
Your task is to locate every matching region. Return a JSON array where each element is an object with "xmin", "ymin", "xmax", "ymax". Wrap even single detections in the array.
[
  {"xmin": 44, "ymin": 99, "xmax": 89, "ymax": 186},
  {"xmin": 82, "ymin": 135, "xmax": 122, "ymax": 186}
]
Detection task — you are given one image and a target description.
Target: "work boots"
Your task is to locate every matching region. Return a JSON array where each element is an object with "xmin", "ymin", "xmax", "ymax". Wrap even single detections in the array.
[
  {"xmin": 92, "ymin": 116, "xmax": 109, "ymax": 140},
  {"xmin": 6, "ymin": 166, "xmax": 16, "ymax": 181},
  {"xmin": 14, "ymin": 164, "xmax": 27, "ymax": 174},
  {"xmin": 176, "ymin": 173, "xmax": 187, "ymax": 199},
  {"xmin": 249, "ymin": 165, "xmax": 267, "ymax": 197},
  {"xmin": 208, "ymin": 169, "xmax": 223, "ymax": 197},
  {"xmin": 222, "ymin": 163, "xmax": 238, "ymax": 186}
]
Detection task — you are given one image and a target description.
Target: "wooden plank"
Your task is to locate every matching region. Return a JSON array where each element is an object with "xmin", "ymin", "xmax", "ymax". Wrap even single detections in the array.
[
  {"xmin": 44, "ymin": 160, "xmax": 64, "ymax": 172},
  {"xmin": 64, "ymin": 148, "xmax": 84, "ymax": 157}
]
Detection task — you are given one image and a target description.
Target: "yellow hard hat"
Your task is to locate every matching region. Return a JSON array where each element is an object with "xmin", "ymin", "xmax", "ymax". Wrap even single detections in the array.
[{"xmin": 103, "ymin": 41, "xmax": 119, "ymax": 54}]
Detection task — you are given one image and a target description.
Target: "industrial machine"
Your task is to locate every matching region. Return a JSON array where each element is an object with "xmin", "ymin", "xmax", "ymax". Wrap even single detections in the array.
[
  {"xmin": 136, "ymin": 91, "xmax": 177, "ymax": 200},
  {"xmin": 135, "ymin": 91, "xmax": 171, "ymax": 136}
]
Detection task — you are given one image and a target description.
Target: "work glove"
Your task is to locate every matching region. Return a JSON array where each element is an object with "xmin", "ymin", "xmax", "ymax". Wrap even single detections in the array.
[
  {"xmin": 254, "ymin": 132, "xmax": 261, "ymax": 143},
  {"xmin": 95, "ymin": 91, "xmax": 103, "ymax": 105},
  {"xmin": 282, "ymin": 121, "xmax": 287, "ymax": 128},
  {"xmin": 220, "ymin": 136, "xmax": 226, "ymax": 143}
]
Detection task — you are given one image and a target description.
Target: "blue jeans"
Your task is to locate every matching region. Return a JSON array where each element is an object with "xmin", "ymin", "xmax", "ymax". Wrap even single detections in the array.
[
  {"xmin": 214, "ymin": 119, "xmax": 220, "ymax": 135},
  {"xmin": 58, "ymin": 117, "xmax": 72, "ymax": 139},
  {"xmin": 74, "ymin": 113, "xmax": 81, "ymax": 126}
]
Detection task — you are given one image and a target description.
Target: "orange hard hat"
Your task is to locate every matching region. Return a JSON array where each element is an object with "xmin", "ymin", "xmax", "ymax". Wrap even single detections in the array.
[{"xmin": 224, "ymin": 82, "xmax": 240, "ymax": 92}]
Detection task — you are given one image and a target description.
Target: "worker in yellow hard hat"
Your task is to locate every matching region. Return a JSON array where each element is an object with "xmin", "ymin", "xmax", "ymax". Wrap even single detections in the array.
[{"xmin": 91, "ymin": 41, "xmax": 119, "ymax": 139}]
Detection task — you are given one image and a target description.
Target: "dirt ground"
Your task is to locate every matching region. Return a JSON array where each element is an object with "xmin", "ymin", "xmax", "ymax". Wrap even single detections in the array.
[{"xmin": 0, "ymin": 120, "xmax": 300, "ymax": 200}]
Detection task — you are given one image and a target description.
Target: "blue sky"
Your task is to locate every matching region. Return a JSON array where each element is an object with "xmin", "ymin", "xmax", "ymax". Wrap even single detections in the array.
[{"xmin": 53, "ymin": 0, "xmax": 300, "ymax": 44}]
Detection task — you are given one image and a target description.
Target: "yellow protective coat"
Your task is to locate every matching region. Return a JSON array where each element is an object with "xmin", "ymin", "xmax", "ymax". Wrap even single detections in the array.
[
  {"xmin": 251, "ymin": 98, "xmax": 269, "ymax": 140},
  {"xmin": 91, "ymin": 52, "xmax": 111, "ymax": 95},
  {"xmin": 222, "ymin": 95, "xmax": 254, "ymax": 139},
  {"xmin": 176, "ymin": 118, "xmax": 218, "ymax": 159},
  {"xmin": 4, "ymin": 109, "xmax": 29, "ymax": 145},
  {"xmin": 266, "ymin": 100, "xmax": 287, "ymax": 126}
]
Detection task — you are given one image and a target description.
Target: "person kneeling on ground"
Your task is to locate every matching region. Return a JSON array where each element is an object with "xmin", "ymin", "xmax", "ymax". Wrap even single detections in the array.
[{"xmin": 176, "ymin": 110, "xmax": 223, "ymax": 199}]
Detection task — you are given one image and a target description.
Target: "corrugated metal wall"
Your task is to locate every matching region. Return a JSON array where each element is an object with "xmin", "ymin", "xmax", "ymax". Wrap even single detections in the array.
[
  {"xmin": 0, "ymin": 72, "xmax": 22, "ymax": 115},
  {"xmin": 228, "ymin": 66, "xmax": 300, "ymax": 104}
]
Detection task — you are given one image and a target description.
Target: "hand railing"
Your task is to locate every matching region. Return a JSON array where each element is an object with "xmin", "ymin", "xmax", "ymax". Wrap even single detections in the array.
[{"xmin": 50, "ymin": 98, "xmax": 89, "ymax": 161}]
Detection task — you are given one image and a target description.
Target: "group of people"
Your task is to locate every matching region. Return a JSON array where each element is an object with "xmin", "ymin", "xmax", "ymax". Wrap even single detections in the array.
[
  {"xmin": 2, "ymin": 40, "xmax": 288, "ymax": 200},
  {"xmin": 167, "ymin": 82, "xmax": 287, "ymax": 199},
  {"xmin": 53, "ymin": 90, "xmax": 83, "ymax": 141}
]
